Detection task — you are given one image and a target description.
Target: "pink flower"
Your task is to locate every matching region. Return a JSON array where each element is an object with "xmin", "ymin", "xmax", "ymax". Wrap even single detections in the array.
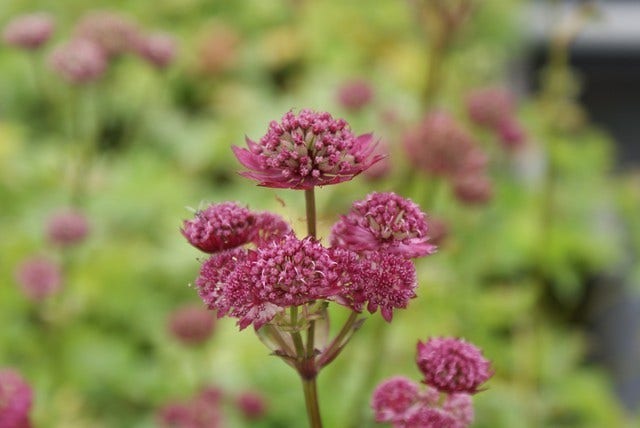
[
  {"xmin": 452, "ymin": 174, "xmax": 493, "ymax": 205},
  {"xmin": 330, "ymin": 192, "xmax": 435, "ymax": 258},
  {"xmin": 74, "ymin": 11, "xmax": 139, "ymax": 58},
  {"xmin": 2, "ymin": 13, "xmax": 54, "ymax": 50},
  {"xmin": 222, "ymin": 236, "xmax": 342, "ymax": 330},
  {"xmin": 157, "ymin": 386, "xmax": 224, "ymax": 428},
  {"xmin": 251, "ymin": 212, "xmax": 293, "ymax": 247},
  {"xmin": 233, "ymin": 109, "xmax": 382, "ymax": 189},
  {"xmin": 466, "ymin": 86, "xmax": 515, "ymax": 129},
  {"xmin": 236, "ymin": 391, "xmax": 267, "ymax": 420},
  {"xmin": 497, "ymin": 117, "xmax": 526, "ymax": 150},
  {"xmin": 48, "ymin": 39, "xmax": 106, "ymax": 84},
  {"xmin": 336, "ymin": 78, "xmax": 374, "ymax": 111},
  {"xmin": 135, "ymin": 32, "xmax": 177, "ymax": 69},
  {"xmin": 182, "ymin": 202, "xmax": 256, "ymax": 253},
  {"xmin": 444, "ymin": 393, "xmax": 474, "ymax": 426},
  {"xmin": 416, "ymin": 337, "xmax": 492, "ymax": 394},
  {"xmin": 371, "ymin": 376, "xmax": 421, "ymax": 423},
  {"xmin": 402, "ymin": 407, "xmax": 463, "ymax": 428},
  {"xmin": 0, "ymin": 368, "xmax": 33, "ymax": 428},
  {"xmin": 196, "ymin": 248, "xmax": 246, "ymax": 313},
  {"xmin": 402, "ymin": 111, "xmax": 484, "ymax": 178},
  {"xmin": 46, "ymin": 208, "xmax": 90, "ymax": 247},
  {"xmin": 167, "ymin": 304, "xmax": 216, "ymax": 346},
  {"xmin": 15, "ymin": 256, "xmax": 62, "ymax": 301}
]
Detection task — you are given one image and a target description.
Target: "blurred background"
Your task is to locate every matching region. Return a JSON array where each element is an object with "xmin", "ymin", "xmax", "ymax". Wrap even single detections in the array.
[{"xmin": 1, "ymin": 0, "xmax": 639, "ymax": 426}]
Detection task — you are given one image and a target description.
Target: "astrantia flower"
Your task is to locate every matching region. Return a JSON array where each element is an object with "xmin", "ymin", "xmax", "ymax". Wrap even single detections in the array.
[
  {"xmin": 402, "ymin": 111, "xmax": 483, "ymax": 178},
  {"xmin": 48, "ymin": 39, "xmax": 106, "ymax": 84},
  {"xmin": 497, "ymin": 117, "xmax": 526, "ymax": 150},
  {"xmin": 233, "ymin": 109, "xmax": 382, "ymax": 189},
  {"xmin": 330, "ymin": 192, "xmax": 435, "ymax": 258},
  {"xmin": 196, "ymin": 248, "xmax": 246, "ymax": 313},
  {"xmin": 136, "ymin": 32, "xmax": 177, "ymax": 69},
  {"xmin": 236, "ymin": 391, "xmax": 267, "ymax": 420},
  {"xmin": 15, "ymin": 256, "xmax": 62, "ymax": 301},
  {"xmin": 402, "ymin": 407, "xmax": 463, "ymax": 428},
  {"xmin": 0, "ymin": 368, "xmax": 33, "ymax": 428},
  {"xmin": 74, "ymin": 11, "xmax": 139, "ymax": 58},
  {"xmin": 158, "ymin": 386, "xmax": 224, "ymax": 428},
  {"xmin": 251, "ymin": 211, "xmax": 293, "ymax": 246},
  {"xmin": 452, "ymin": 174, "xmax": 493, "ymax": 205},
  {"xmin": 182, "ymin": 202, "xmax": 256, "ymax": 253},
  {"xmin": 336, "ymin": 78, "xmax": 374, "ymax": 112},
  {"xmin": 444, "ymin": 393, "xmax": 474, "ymax": 426},
  {"xmin": 371, "ymin": 376, "xmax": 420, "ymax": 423},
  {"xmin": 222, "ymin": 236, "xmax": 342, "ymax": 330},
  {"xmin": 167, "ymin": 304, "xmax": 215, "ymax": 346},
  {"xmin": 416, "ymin": 337, "xmax": 492, "ymax": 394},
  {"xmin": 2, "ymin": 13, "xmax": 54, "ymax": 50},
  {"xmin": 466, "ymin": 86, "xmax": 515, "ymax": 129},
  {"xmin": 46, "ymin": 208, "xmax": 90, "ymax": 247}
]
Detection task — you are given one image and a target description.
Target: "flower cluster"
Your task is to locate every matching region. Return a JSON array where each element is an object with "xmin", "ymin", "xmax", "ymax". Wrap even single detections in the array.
[
  {"xmin": 0, "ymin": 368, "xmax": 33, "ymax": 428},
  {"xmin": 371, "ymin": 337, "xmax": 492, "ymax": 427},
  {"xmin": 46, "ymin": 208, "xmax": 90, "ymax": 247},
  {"xmin": 15, "ymin": 256, "xmax": 62, "ymax": 302},
  {"xmin": 402, "ymin": 111, "xmax": 493, "ymax": 205},
  {"xmin": 185, "ymin": 192, "xmax": 433, "ymax": 330},
  {"xmin": 336, "ymin": 78, "xmax": 375, "ymax": 112},
  {"xmin": 167, "ymin": 304, "xmax": 216, "ymax": 346},
  {"xmin": 233, "ymin": 109, "xmax": 383, "ymax": 189},
  {"xmin": 466, "ymin": 86, "xmax": 527, "ymax": 150}
]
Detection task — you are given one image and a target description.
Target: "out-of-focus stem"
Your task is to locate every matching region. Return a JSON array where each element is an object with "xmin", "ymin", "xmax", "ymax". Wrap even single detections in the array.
[
  {"xmin": 305, "ymin": 188, "xmax": 317, "ymax": 239},
  {"xmin": 302, "ymin": 376, "xmax": 323, "ymax": 428}
]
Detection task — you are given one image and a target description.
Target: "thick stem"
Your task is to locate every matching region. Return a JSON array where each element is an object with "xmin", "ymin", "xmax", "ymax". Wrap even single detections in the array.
[
  {"xmin": 290, "ymin": 306, "xmax": 305, "ymax": 357},
  {"xmin": 305, "ymin": 188, "xmax": 317, "ymax": 238},
  {"xmin": 302, "ymin": 376, "xmax": 323, "ymax": 428}
]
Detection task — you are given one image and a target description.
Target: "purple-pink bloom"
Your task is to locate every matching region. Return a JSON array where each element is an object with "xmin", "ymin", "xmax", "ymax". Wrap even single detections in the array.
[
  {"xmin": 46, "ymin": 208, "xmax": 90, "ymax": 247},
  {"xmin": 196, "ymin": 248, "xmax": 246, "ymax": 313},
  {"xmin": 0, "ymin": 368, "xmax": 33, "ymax": 428},
  {"xmin": 182, "ymin": 202, "xmax": 256, "ymax": 253},
  {"xmin": 416, "ymin": 337, "xmax": 492, "ymax": 394},
  {"xmin": 2, "ymin": 13, "xmax": 54, "ymax": 50},
  {"xmin": 48, "ymin": 38, "xmax": 106, "ymax": 84},
  {"xmin": 236, "ymin": 391, "xmax": 267, "ymax": 420},
  {"xmin": 452, "ymin": 174, "xmax": 493, "ymax": 206},
  {"xmin": 15, "ymin": 256, "xmax": 62, "ymax": 301},
  {"xmin": 371, "ymin": 376, "xmax": 421, "ymax": 423},
  {"xmin": 330, "ymin": 192, "xmax": 435, "ymax": 258},
  {"xmin": 497, "ymin": 117, "xmax": 526, "ymax": 150},
  {"xmin": 466, "ymin": 86, "xmax": 515, "ymax": 129},
  {"xmin": 402, "ymin": 407, "xmax": 463, "ymax": 428},
  {"xmin": 74, "ymin": 11, "xmax": 139, "ymax": 58},
  {"xmin": 444, "ymin": 393, "xmax": 474, "ymax": 426},
  {"xmin": 222, "ymin": 236, "xmax": 342, "ymax": 330},
  {"xmin": 250, "ymin": 212, "xmax": 293, "ymax": 247},
  {"xmin": 157, "ymin": 386, "xmax": 224, "ymax": 428},
  {"xmin": 233, "ymin": 109, "xmax": 382, "ymax": 189},
  {"xmin": 167, "ymin": 304, "xmax": 216, "ymax": 346},
  {"xmin": 135, "ymin": 32, "xmax": 177, "ymax": 69},
  {"xmin": 336, "ymin": 78, "xmax": 374, "ymax": 111}
]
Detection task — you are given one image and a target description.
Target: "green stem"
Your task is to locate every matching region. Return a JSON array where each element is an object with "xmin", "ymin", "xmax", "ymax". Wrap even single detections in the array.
[
  {"xmin": 302, "ymin": 376, "xmax": 323, "ymax": 428},
  {"xmin": 305, "ymin": 188, "xmax": 317, "ymax": 238},
  {"xmin": 290, "ymin": 306, "xmax": 305, "ymax": 357},
  {"xmin": 317, "ymin": 311, "xmax": 359, "ymax": 367}
]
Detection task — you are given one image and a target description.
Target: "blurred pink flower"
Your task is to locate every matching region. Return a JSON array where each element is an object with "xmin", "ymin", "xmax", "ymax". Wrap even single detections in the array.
[
  {"xmin": 452, "ymin": 174, "xmax": 493, "ymax": 205},
  {"xmin": 250, "ymin": 211, "xmax": 293, "ymax": 247},
  {"xmin": 46, "ymin": 208, "xmax": 90, "ymax": 247},
  {"xmin": 74, "ymin": 11, "xmax": 139, "ymax": 58},
  {"xmin": 236, "ymin": 391, "xmax": 267, "ymax": 420},
  {"xmin": 157, "ymin": 386, "xmax": 224, "ymax": 428},
  {"xmin": 444, "ymin": 393, "xmax": 474, "ymax": 426},
  {"xmin": 466, "ymin": 86, "xmax": 515, "ymax": 129},
  {"xmin": 233, "ymin": 109, "xmax": 382, "ymax": 189},
  {"xmin": 48, "ymin": 38, "xmax": 106, "ymax": 84},
  {"xmin": 15, "ymin": 256, "xmax": 62, "ymax": 301},
  {"xmin": 168, "ymin": 304, "xmax": 216, "ymax": 346},
  {"xmin": 0, "ymin": 368, "xmax": 33, "ymax": 428},
  {"xmin": 416, "ymin": 337, "xmax": 492, "ymax": 394},
  {"xmin": 135, "ymin": 32, "xmax": 177, "ymax": 69},
  {"xmin": 402, "ymin": 407, "xmax": 463, "ymax": 428},
  {"xmin": 2, "ymin": 12, "xmax": 54, "ymax": 50},
  {"xmin": 497, "ymin": 117, "xmax": 526, "ymax": 150},
  {"xmin": 336, "ymin": 78, "xmax": 374, "ymax": 112},
  {"xmin": 371, "ymin": 376, "xmax": 421, "ymax": 423},
  {"xmin": 330, "ymin": 192, "xmax": 435, "ymax": 258}
]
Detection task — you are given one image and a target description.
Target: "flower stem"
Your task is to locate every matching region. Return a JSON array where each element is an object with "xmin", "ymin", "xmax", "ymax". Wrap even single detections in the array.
[
  {"xmin": 305, "ymin": 188, "xmax": 317, "ymax": 239},
  {"xmin": 318, "ymin": 311, "xmax": 359, "ymax": 367},
  {"xmin": 302, "ymin": 376, "xmax": 323, "ymax": 428},
  {"xmin": 290, "ymin": 306, "xmax": 305, "ymax": 357}
]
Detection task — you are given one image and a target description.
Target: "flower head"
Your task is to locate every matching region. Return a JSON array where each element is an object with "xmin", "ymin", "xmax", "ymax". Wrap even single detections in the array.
[
  {"xmin": 336, "ymin": 78, "xmax": 374, "ymax": 111},
  {"xmin": 330, "ymin": 192, "xmax": 435, "ymax": 258},
  {"xmin": 416, "ymin": 337, "xmax": 492, "ymax": 394},
  {"xmin": 497, "ymin": 117, "xmax": 526, "ymax": 150},
  {"xmin": 2, "ymin": 13, "xmax": 54, "ymax": 50},
  {"xmin": 233, "ymin": 109, "xmax": 382, "ymax": 189},
  {"xmin": 466, "ymin": 86, "xmax": 515, "ymax": 129},
  {"xmin": 196, "ymin": 248, "xmax": 246, "ymax": 313},
  {"xmin": 46, "ymin": 208, "xmax": 90, "ymax": 247},
  {"xmin": 182, "ymin": 202, "xmax": 256, "ymax": 253},
  {"xmin": 157, "ymin": 386, "xmax": 224, "ymax": 428},
  {"xmin": 0, "ymin": 368, "xmax": 33, "ymax": 428},
  {"xmin": 444, "ymin": 393, "xmax": 474, "ymax": 426},
  {"xmin": 402, "ymin": 407, "xmax": 463, "ymax": 428},
  {"xmin": 15, "ymin": 256, "xmax": 62, "ymax": 301},
  {"xmin": 48, "ymin": 39, "xmax": 107, "ymax": 84},
  {"xmin": 371, "ymin": 376, "xmax": 420, "ymax": 423},
  {"xmin": 135, "ymin": 32, "xmax": 177, "ymax": 69},
  {"xmin": 222, "ymin": 236, "xmax": 342, "ymax": 329},
  {"xmin": 402, "ymin": 111, "xmax": 483, "ymax": 178},
  {"xmin": 251, "ymin": 211, "xmax": 293, "ymax": 247},
  {"xmin": 167, "ymin": 304, "xmax": 216, "ymax": 346},
  {"xmin": 74, "ymin": 11, "xmax": 139, "ymax": 58},
  {"xmin": 452, "ymin": 174, "xmax": 493, "ymax": 205},
  {"xmin": 236, "ymin": 391, "xmax": 267, "ymax": 420}
]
